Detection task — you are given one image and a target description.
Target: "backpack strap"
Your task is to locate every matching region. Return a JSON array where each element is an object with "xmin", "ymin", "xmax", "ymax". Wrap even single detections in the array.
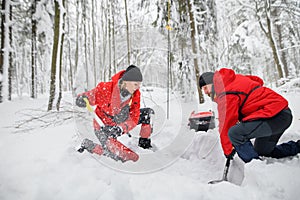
[{"xmin": 219, "ymin": 85, "xmax": 261, "ymax": 121}]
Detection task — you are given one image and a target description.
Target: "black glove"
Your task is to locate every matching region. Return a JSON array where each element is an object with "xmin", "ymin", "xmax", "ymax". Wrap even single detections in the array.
[
  {"xmin": 225, "ymin": 148, "xmax": 236, "ymax": 160},
  {"xmin": 113, "ymin": 105, "xmax": 130, "ymax": 123},
  {"xmin": 101, "ymin": 126, "xmax": 123, "ymax": 138},
  {"xmin": 76, "ymin": 95, "xmax": 88, "ymax": 108},
  {"xmin": 138, "ymin": 137, "xmax": 152, "ymax": 149}
]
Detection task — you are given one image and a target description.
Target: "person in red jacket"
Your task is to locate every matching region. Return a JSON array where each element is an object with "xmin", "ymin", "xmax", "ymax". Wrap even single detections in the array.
[
  {"xmin": 76, "ymin": 65, "xmax": 154, "ymax": 160},
  {"xmin": 199, "ymin": 68, "xmax": 300, "ymax": 163}
]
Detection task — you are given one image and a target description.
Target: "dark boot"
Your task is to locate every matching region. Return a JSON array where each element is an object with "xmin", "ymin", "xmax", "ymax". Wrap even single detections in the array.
[
  {"xmin": 138, "ymin": 137, "xmax": 152, "ymax": 149},
  {"xmin": 270, "ymin": 140, "xmax": 300, "ymax": 158},
  {"xmin": 78, "ymin": 138, "xmax": 103, "ymax": 155},
  {"xmin": 235, "ymin": 141, "xmax": 259, "ymax": 163}
]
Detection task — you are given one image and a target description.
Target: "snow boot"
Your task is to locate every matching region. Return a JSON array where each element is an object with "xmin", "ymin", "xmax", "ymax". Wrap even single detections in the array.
[
  {"xmin": 234, "ymin": 141, "xmax": 259, "ymax": 163},
  {"xmin": 79, "ymin": 137, "xmax": 139, "ymax": 162},
  {"xmin": 270, "ymin": 140, "xmax": 300, "ymax": 158},
  {"xmin": 78, "ymin": 138, "xmax": 103, "ymax": 155},
  {"xmin": 138, "ymin": 137, "xmax": 152, "ymax": 149},
  {"xmin": 297, "ymin": 140, "xmax": 300, "ymax": 151}
]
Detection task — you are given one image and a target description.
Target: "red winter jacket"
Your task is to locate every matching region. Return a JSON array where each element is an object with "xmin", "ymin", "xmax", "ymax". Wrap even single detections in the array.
[
  {"xmin": 79, "ymin": 70, "xmax": 141, "ymax": 133},
  {"xmin": 213, "ymin": 68, "xmax": 288, "ymax": 155}
]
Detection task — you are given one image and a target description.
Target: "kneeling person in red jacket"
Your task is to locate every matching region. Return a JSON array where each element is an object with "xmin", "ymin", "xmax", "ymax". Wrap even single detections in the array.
[
  {"xmin": 199, "ymin": 68, "xmax": 300, "ymax": 163},
  {"xmin": 76, "ymin": 65, "xmax": 154, "ymax": 159}
]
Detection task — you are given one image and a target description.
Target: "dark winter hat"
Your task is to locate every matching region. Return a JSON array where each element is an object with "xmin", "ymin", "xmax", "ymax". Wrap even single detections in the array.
[
  {"xmin": 199, "ymin": 72, "xmax": 214, "ymax": 88},
  {"xmin": 122, "ymin": 65, "xmax": 143, "ymax": 82}
]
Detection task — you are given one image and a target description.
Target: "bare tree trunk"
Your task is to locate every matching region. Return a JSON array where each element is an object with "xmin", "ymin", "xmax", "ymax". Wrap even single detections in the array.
[
  {"xmin": 0, "ymin": 0, "xmax": 11, "ymax": 103},
  {"xmin": 56, "ymin": 0, "xmax": 66, "ymax": 111},
  {"xmin": 48, "ymin": 1, "xmax": 60, "ymax": 111},
  {"xmin": 187, "ymin": 0, "xmax": 203, "ymax": 104},
  {"xmin": 8, "ymin": 3, "xmax": 12, "ymax": 101},
  {"xmin": 92, "ymin": 0, "xmax": 97, "ymax": 86},
  {"xmin": 274, "ymin": 19, "xmax": 289, "ymax": 78},
  {"xmin": 66, "ymin": 0, "xmax": 73, "ymax": 92},
  {"xmin": 83, "ymin": 2, "xmax": 89, "ymax": 90},
  {"xmin": 102, "ymin": 1, "xmax": 108, "ymax": 81},
  {"xmin": 124, "ymin": 0, "xmax": 130, "ymax": 64},
  {"xmin": 74, "ymin": 0, "xmax": 80, "ymax": 80},
  {"xmin": 0, "ymin": 0, "xmax": 6, "ymax": 103},
  {"xmin": 256, "ymin": 0, "xmax": 284, "ymax": 79},
  {"xmin": 108, "ymin": 0, "xmax": 112, "ymax": 78},
  {"xmin": 266, "ymin": 18, "xmax": 284, "ymax": 79},
  {"xmin": 31, "ymin": 0, "xmax": 37, "ymax": 98},
  {"xmin": 111, "ymin": 0, "xmax": 116, "ymax": 74}
]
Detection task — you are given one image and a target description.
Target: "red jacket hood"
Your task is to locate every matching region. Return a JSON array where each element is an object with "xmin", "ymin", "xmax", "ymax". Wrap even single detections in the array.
[{"xmin": 214, "ymin": 68, "xmax": 264, "ymax": 94}]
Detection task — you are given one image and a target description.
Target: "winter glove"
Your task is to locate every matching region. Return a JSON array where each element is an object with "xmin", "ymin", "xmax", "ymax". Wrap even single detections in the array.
[
  {"xmin": 76, "ymin": 95, "xmax": 88, "ymax": 108},
  {"xmin": 225, "ymin": 148, "xmax": 236, "ymax": 160},
  {"xmin": 113, "ymin": 105, "xmax": 130, "ymax": 123},
  {"xmin": 138, "ymin": 137, "xmax": 152, "ymax": 149},
  {"xmin": 101, "ymin": 126, "xmax": 123, "ymax": 138}
]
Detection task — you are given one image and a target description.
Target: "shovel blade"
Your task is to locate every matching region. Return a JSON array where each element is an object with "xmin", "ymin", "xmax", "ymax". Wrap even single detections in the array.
[{"xmin": 208, "ymin": 179, "xmax": 226, "ymax": 184}]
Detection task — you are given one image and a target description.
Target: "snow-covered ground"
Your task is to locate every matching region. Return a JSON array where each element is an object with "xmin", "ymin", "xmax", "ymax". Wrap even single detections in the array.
[{"xmin": 0, "ymin": 82, "xmax": 300, "ymax": 200}]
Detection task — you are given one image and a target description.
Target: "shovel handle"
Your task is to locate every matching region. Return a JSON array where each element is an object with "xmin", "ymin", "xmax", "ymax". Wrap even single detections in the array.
[
  {"xmin": 208, "ymin": 157, "xmax": 231, "ymax": 184},
  {"xmin": 222, "ymin": 157, "xmax": 231, "ymax": 181},
  {"xmin": 82, "ymin": 97, "xmax": 104, "ymax": 127},
  {"xmin": 83, "ymin": 97, "xmax": 93, "ymax": 112}
]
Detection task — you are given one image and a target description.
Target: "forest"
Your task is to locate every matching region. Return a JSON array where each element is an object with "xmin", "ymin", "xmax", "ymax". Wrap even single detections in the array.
[{"xmin": 0, "ymin": 0, "xmax": 299, "ymax": 108}]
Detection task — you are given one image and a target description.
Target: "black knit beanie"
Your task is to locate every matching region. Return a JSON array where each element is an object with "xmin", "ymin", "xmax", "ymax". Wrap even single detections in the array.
[
  {"xmin": 199, "ymin": 72, "xmax": 214, "ymax": 88},
  {"xmin": 122, "ymin": 65, "xmax": 143, "ymax": 82}
]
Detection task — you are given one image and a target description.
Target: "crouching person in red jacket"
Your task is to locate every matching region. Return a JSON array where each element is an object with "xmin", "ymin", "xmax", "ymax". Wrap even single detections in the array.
[
  {"xmin": 76, "ymin": 65, "xmax": 154, "ymax": 161},
  {"xmin": 199, "ymin": 68, "xmax": 300, "ymax": 163}
]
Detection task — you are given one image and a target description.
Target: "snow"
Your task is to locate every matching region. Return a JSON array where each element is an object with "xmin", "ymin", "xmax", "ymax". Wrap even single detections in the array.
[{"xmin": 0, "ymin": 85, "xmax": 300, "ymax": 200}]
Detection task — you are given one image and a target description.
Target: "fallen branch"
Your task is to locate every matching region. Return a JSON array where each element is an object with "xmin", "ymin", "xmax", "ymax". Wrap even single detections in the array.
[{"xmin": 13, "ymin": 101, "xmax": 90, "ymax": 133}]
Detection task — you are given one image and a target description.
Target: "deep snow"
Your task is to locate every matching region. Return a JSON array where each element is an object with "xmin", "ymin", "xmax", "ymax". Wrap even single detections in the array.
[{"xmin": 0, "ymin": 83, "xmax": 300, "ymax": 200}]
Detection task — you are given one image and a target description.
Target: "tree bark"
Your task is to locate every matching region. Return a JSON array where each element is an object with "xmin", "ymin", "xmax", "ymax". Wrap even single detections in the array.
[
  {"xmin": 0, "ymin": 0, "xmax": 6, "ymax": 103},
  {"xmin": 108, "ymin": 0, "xmax": 112, "ymax": 78},
  {"xmin": 66, "ymin": 0, "xmax": 73, "ymax": 92},
  {"xmin": 187, "ymin": 0, "xmax": 204, "ymax": 104},
  {"xmin": 83, "ymin": 2, "xmax": 89, "ymax": 90},
  {"xmin": 92, "ymin": 0, "xmax": 97, "ymax": 86},
  {"xmin": 275, "ymin": 24, "xmax": 288, "ymax": 78},
  {"xmin": 266, "ymin": 15, "xmax": 284, "ymax": 79},
  {"xmin": 56, "ymin": 0, "xmax": 66, "ymax": 111},
  {"xmin": 74, "ymin": 0, "xmax": 80, "ymax": 78},
  {"xmin": 48, "ymin": 1, "xmax": 60, "ymax": 111},
  {"xmin": 8, "ymin": 3, "xmax": 12, "ymax": 101},
  {"xmin": 124, "ymin": 0, "xmax": 130, "ymax": 64},
  {"xmin": 256, "ymin": 0, "xmax": 284, "ymax": 79},
  {"xmin": 31, "ymin": 0, "xmax": 37, "ymax": 98},
  {"xmin": 112, "ymin": 0, "xmax": 116, "ymax": 74}
]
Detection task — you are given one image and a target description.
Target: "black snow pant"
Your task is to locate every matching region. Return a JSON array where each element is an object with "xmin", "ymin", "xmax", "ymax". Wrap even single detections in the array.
[
  {"xmin": 228, "ymin": 108, "xmax": 300, "ymax": 162},
  {"xmin": 137, "ymin": 108, "xmax": 154, "ymax": 138},
  {"xmin": 138, "ymin": 108, "xmax": 155, "ymax": 124}
]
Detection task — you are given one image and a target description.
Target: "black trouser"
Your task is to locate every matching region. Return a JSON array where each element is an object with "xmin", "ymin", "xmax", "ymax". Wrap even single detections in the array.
[
  {"xmin": 228, "ymin": 108, "xmax": 299, "ymax": 162},
  {"xmin": 138, "ymin": 108, "xmax": 154, "ymax": 124}
]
